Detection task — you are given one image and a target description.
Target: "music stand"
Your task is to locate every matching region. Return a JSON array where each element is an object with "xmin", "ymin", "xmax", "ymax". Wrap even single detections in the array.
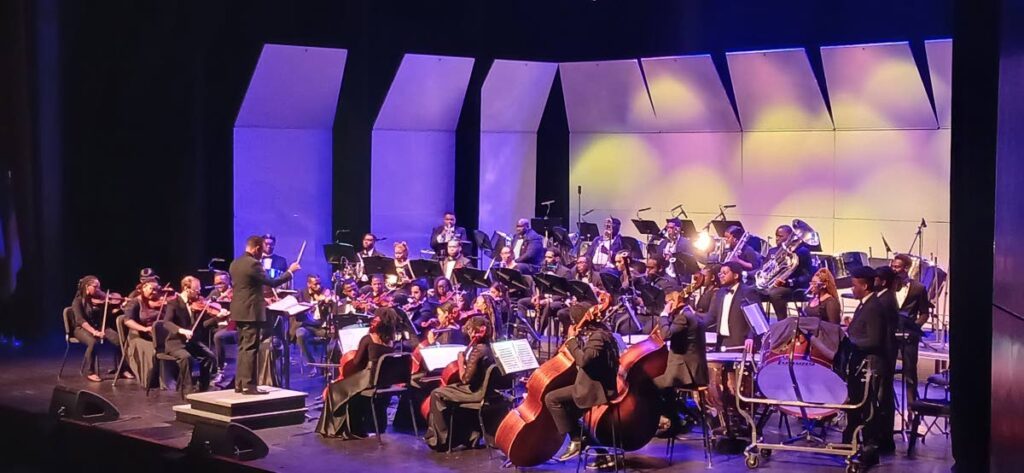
[
  {"xmin": 361, "ymin": 255, "xmax": 396, "ymax": 276},
  {"xmin": 635, "ymin": 281, "xmax": 666, "ymax": 309},
  {"xmin": 473, "ymin": 230, "xmax": 493, "ymax": 255},
  {"xmin": 550, "ymin": 226, "xmax": 572, "ymax": 249},
  {"xmin": 490, "ymin": 231, "xmax": 508, "ymax": 254},
  {"xmin": 598, "ymin": 272, "xmax": 622, "ymax": 294},
  {"xmin": 567, "ymin": 281, "xmax": 598, "ymax": 303},
  {"xmin": 710, "ymin": 220, "xmax": 744, "ymax": 237},
  {"xmin": 453, "ymin": 267, "xmax": 491, "ymax": 290},
  {"xmin": 323, "ymin": 243, "xmax": 357, "ymax": 266},
  {"xmin": 494, "ymin": 268, "xmax": 530, "ymax": 293},
  {"xmin": 577, "ymin": 222, "xmax": 600, "ymax": 242},
  {"xmin": 677, "ymin": 220, "xmax": 699, "ymax": 240},
  {"xmin": 669, "ymin": 252, "xmax": 701, "ymax": 278},
  {"xmin": 631, "ymin": 219, "xmax": 662, "ymax": 238},
  {"xmin": 534, "ymin": 273, "xmax": 570, "ymax": 298},
  {"xmin": 409, "ymin": 259, "xmax": 443, "ymax": 282}
]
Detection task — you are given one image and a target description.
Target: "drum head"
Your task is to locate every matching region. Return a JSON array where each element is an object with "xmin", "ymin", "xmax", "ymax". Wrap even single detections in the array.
[{"xmin": 756, "ymin": 356, "xmax": 846, "ymax": 419}]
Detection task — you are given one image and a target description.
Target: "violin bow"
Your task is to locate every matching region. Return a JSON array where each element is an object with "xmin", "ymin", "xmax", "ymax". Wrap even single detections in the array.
[{"xmin": 99, "ymin": 292, "xmax": 110, "ymax": 344}]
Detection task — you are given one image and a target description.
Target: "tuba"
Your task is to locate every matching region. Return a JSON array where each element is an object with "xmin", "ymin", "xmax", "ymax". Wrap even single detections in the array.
[{"xmin": 754, "ymin": 219, "xmax": 819, "ymax": 290}]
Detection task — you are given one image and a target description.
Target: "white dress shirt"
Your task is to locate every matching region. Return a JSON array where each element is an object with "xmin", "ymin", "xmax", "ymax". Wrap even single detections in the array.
[{"xmin": 719, "ymin": 283, "xmax": 739, "ymax": 337}]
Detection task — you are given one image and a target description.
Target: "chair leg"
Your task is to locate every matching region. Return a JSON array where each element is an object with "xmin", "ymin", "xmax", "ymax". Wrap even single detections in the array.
[
  {"xmin": 58, "ymin": 342, "xmax": 71, "ymax": 381},
  {"xmin": 447, "ymin": 406, "xmax": 455, "ymax": 454},
  {"xmin": 370, "ymin": 396, "xmax": 383, "ymax": 445},
  {"xmin": 478, "ymin": 402, "xmax": 492, "ymax": 459}
]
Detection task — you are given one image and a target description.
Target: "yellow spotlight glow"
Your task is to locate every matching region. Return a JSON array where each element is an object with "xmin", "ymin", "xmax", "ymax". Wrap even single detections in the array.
[{"xmin": 695, "ymin": 231, "xmax": 713, "ymax": 252}]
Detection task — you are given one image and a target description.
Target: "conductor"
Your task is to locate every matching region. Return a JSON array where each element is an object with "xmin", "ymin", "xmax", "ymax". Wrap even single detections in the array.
[{"xmin": 229, "ymin": 235, "xmax": 300, "ymax": 394}]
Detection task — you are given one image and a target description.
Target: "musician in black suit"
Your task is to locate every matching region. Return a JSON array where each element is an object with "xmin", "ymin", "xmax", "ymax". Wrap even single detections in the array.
[
  {"xmin": 517, "ymin": 249, "xmax": 572, "ymax": 335},
  {"xmin": 442, "ymin": 240, "xmax": 473, "ymax": 281},
  {"xmin": 545, "ymin": 304, "xmax": 620, "ymax": 462},
  {"xmin": 429, "ymin": 211, "xmax": 468, "ymax": 258},
  {"xmin": 585, "ymin": 217, "xmax": 625, "ymax": 270},
  {"xmin": 162, "ymin": 276, "xmax": 220, "ymax": 392},
  {"xmin": 358, "ymin": 233, "xmax": 385, "ymax": 258},
  {"xmin": 294, "ymin": 274, "xmax": 334, "ymax": 373},
  {"xmin": 654, "ymin": 291, "xmax": 708, "ymax": 436},
  {"xmin": 701, "ymin": 262, "xmax": 761, "ymax": 351},
  {"xmin": 510, "ymin": 218, "xmax": 545, "ymax": 274},
  {"xmin": 872, "ymin": 266, "xmax": 900, "ymax": 455},
  {"xmin": 260, "ymin": 233, "xmax": 289, "ymax": 274},
  {"xmin": 842, "ymin": 266, "xmax": 890, "ymax": 465},
  {"xmin": 656, "ymin": 218, "xmax": 696, "ymax": 284},
  {"xmin": 229, "ymin": 235, "xmax": 299, "ymax": 395},
  {"xmin": 890, "ymin": 253, "xmax": 932, "ymax": 404},
  {"xmin": 764, "ymin": 224, "xmax": 815, "ymax": 321}
]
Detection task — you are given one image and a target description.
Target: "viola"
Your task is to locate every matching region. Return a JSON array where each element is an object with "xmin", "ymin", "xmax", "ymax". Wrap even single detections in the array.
[
  {"xmin": 496, "ymin": 292, "xmax": 614, "ymax": 467},
  {"xmin": 88, "ymin": 290, "xmax": 124, "ymax": 307},
  {"xmin": 190, "ymin": 299, "xmax": 229, "ymax": 317}
]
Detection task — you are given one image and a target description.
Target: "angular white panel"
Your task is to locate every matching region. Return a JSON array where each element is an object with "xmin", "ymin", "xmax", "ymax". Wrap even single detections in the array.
[
  {"xmin": 235, "ymin": 44, "xmax": 347, "ymax": 129},
  {"xmin": 727, "ymin": 48, "xmax": 833, "ymax": 131},
  {"xmin": 640, "ymin": 55, "xmax": 739, "ymax": 132},
  {"xmin": 560, "ymin": 60, "xmax": 658, "ymax": 133},
  {"xmin": 925, "ymin": 39, "xmax": 953, "ymax": 129},
  {"xmin": 375, "ymin": 54, "xmax": 475, "ymax": 131},
  {"xmin": 481, "ymin": 60, "xmax": 557, "ymax": 133}
]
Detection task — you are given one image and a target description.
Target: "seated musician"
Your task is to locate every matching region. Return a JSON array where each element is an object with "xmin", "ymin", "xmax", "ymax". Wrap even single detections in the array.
[
  {"xmin": 586, "ymin": 217, "xmax": 624, "ymax": 270},
  {"xmin": 430, "ymin": 211, "xmax": 468, "ymax": 259},
  {"xmin": 391, "ymin": 241, "xmax": 415, "ymax": 296},
  {"xmin": 295, "ymin": 274, "xmax": 335, "ymax": 375},
  {"xmin": 424, "ymin": 277, "xmax": 454, "ymax": 316},
  {"xmin": 722, "ymin": 225, "xmax": 761, "ymax": 277},
  {"xmin": 442, "ymin": 240, "xmax": 472, "ymax": 280},
  {"xmin": 763, "ymin": 224, "xmax": 814, "ymax": 321},
  {"xmin": 701, "ymin": 262, "xmax": 761, "ymax": 352},
  {"xmin": 545, "ymin": 304, "xmax": 620, "ymax": 462},
  {"xmin": 639, "ymin": 255, "xmax": 680, "ymax": 293},
  {"xmin": 356, "ymin": 274, "xmax": 392, "ymax": 311},
  {"xmin": 423, "ymin": 301, "xmax": 468, "ymax": 346},
  {"xmin": 122, "ymin": 280, "xmax": 166, "ymax": 386},
  {"xmin": 402, "ymin": 281, "xmax": 431, "ymax": 326},
  {"xmin": 126, "ymin": 267, "xmax": 161, "ymax": 299},
  {"xmin": 488, "ymin": 283, "xmax": 512, "ymax": 330},
  {"xmin": 802, "ymin": 268, "xmax": 842, "ymax": 324},
  {"xmin": 496, "ymin": 245, "xmax": 517, "ymax": 270},
  {"xmin": 359, "ymin": 233, "xmax": 384, "ymax": 258},
  {"xmin": 516, "ymin": 249, "xmax": 571, "ymax": 335},
  {"xmin": 71, "ymin": 276, "xmax": 126, "ymax": 382},
  {"xmin": 316, "ymin": 307, "xmax": 403, "ymax": 439},
  {"xmin": 468, "ymin": 293, "xmax": 502, "ymax": 337},
  {"xmin": 657, "ymin": 218, "xmax": 696, "ymax": 284},
  {"xmin": 552, "ymin": 257, "xmax": 606, "ymax": 337},
  {"xmin": 654, "ymin": 290, "xmax": 708, "ymax": 437},
  {"xmin": 424, "ymin": 315, "xmax": 496, "ymax": 451},
  {"xmin": 162, "ymin": 276, "xmax": 220, "ymax": 392},
  {"xmin": 692, "ymin": 264, "xmax": 721, "ymax": 313},
  {"xmin": 841, "ymin": 266, "xmax": 893, "ymax": 464},
  {"xmin": 607, "ymin": 251, "xmax": 643, "ymax": 334},
  {"xmin": 510, "ymin": 218, "xmax": 545, "ymax": 274},
  {"xmin": 208, "ymin": 271, "xmax": 235, "ymax": 381}
]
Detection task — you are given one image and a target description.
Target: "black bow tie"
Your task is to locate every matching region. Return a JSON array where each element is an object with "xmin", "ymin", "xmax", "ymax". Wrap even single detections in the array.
[{"xmin": 724, "ymin": 288, "xmax": 735, "ymax": 294}]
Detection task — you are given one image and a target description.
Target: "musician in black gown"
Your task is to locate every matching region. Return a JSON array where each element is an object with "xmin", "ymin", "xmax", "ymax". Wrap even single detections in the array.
[
  {"xmin": 316, "ymin": 307, "xmax": 401, "ymax": 439},
  {"xmin": 424, "ymin": 316, "xmax": 496, "ymax": 451},
  {"xmin": 545, "ymin": 304, "xmax": 620, "ymax": 462}
]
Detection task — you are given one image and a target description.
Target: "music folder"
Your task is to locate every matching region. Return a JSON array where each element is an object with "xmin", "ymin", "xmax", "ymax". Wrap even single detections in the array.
[
  {"xmin": 419, "ymin": 344, "xmax": 467, "ymax": 372},
  {"xmin": 492, "ymin": 339, "xmax": 539, "ymax": 375},
  {"xmin": 531, "ymin": 217, "xmax": 564, "ymax": 238},
  {"xmin": 670, "ymin": 252, "xmax": 700, "ymax": 276},
  {"xmin": 677, "ymin": 219, "xmax": 699, "ymax": 240},
  {"xmin": 267, "ymin": 296, "xmax": 313, "ymax": 316},
  {"xmin": 710, "ymin": 220, "xmax": 744, "ymax": 237},
  {"xmin": 472, "ymin": 229, "xmax": 493, "ymax": 253},
  {"xmin": 494, "ymin": 268, "xmax": 530, "ymax": 292},
  {"xmin": 410, "ymin": 259, "xmax": 443, "ymax": 280},
  {"xmin": 453, "ymin": 267, "xmax": 490, "ymax": 289}
]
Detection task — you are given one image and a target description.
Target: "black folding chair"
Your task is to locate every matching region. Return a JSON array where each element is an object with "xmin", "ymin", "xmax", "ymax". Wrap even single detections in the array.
[
  {"xmin": 58, "ymin": 307, "xmax": 84, "ymax": 380},
  {"xmin": 112, "ymin": 314, "xmax": 131, "ymax": 387},
  {"xmin": 445, "ymin": 364, "xmax": 515, "ymax": 457},
  {"xmin": 148, "ymin": 322, "xmax": 188, "ymax": 399},
  {"xmin": 353, "ymin": 353, "xmax": 418, "ymax": 444}
]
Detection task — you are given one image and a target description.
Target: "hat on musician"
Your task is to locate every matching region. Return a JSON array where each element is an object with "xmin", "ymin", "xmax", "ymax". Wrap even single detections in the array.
[{"xmin": 139, "ymin": 267, "xmax": 160, "ymax": 282}]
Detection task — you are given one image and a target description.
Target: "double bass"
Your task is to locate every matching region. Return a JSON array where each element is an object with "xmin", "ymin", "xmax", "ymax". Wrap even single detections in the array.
[{"xmin": 495, "ymin": 292, "xmax": 613, "ymax": 467}]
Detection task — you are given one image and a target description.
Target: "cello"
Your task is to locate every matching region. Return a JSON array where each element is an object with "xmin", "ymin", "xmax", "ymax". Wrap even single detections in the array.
[
  {"xmin": 584, "ymin": 327, "xmax": 668, "ymax": 451},
  {"xmin": 495, "ymin": 292, "xmax": 613, "ymax": 467}
]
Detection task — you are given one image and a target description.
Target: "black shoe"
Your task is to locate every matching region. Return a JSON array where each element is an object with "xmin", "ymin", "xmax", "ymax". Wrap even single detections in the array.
[
  {"xmin": 242, "ymin": 388, "xmax": 269, "ymax": 395},
  {"xmin": 557, "ymin": 440, "xmax": 583, "ymax": 462},
  {"xmin": 586, "ymin": 454, "xmax": 619, "ymax": 470}
]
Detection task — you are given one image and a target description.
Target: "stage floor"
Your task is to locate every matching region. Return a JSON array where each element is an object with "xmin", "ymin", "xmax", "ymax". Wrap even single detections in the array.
[{"xmin": 0, "ymin": 342, "xmax": 954, "ymax": 473}]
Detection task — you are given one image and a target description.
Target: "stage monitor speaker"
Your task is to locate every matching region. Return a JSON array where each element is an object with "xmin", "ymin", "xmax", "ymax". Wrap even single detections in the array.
[
  {"xmin": 186, "ymin": 422, "xmax": 269, "ymax": 461},
  {"xmin": 48, "ymin": 385, "xmax": 120, "ymax": 424}
]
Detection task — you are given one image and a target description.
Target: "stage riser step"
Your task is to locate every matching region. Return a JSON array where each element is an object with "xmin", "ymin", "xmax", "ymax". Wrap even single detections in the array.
[
  {"xmin": 173, "ymin": 405, "xmax": 307, "ymax": 430},
  {"xmin": 184, "ymin": 386, "xmax": 307, "ymax": 417}
]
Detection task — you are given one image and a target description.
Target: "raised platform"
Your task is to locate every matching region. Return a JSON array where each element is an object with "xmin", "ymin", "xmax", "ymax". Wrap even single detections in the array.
[{"xmin": 172, "ymin": 385, "xmax": 308, "ymax": 430}]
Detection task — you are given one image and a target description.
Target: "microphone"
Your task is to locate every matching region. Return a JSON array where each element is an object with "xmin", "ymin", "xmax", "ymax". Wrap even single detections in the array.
[
  {"xmin": 920, "ymin": 218, "xmax": 928, "ymax": 228},
  {"xmin": 637, "ymin": 207, "xmax": 652, "ymax": 212},
  {"xmin": 722, "ymin": 204, "xmax": 737, "ymax": 209},
  {"xmin": 577, "ymin": 186, "xmax": 582, "ymax": 195},
  {"xmin": 541, "ymin": 200, "xmax": 555, "ymax": 206},
  {"xmin": 881, "ymin": 233, "xmax": 893, "ymax": 254},
  {"xmin": 377, "ymin": 237, "xmax": 388, "ymax": 242},
  {"xmin": 583, "ymin": 209, "xmax": 595, "ymax": 217}
]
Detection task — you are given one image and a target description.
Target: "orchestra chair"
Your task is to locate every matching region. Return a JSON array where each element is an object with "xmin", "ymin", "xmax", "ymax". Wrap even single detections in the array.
[
  {"xmin": 58, "ymin": 306, "xmax": 86, "ymax": 380},
  {"xmin": 111, "ymin": 314, "xmax": 131, "ymax": 387},
  {"xmin": 666, "ymin": 385, "xmax": 713, "ymax": 468},
  {"xmin": 924, "ymin": 369, "xmax": 950, "ymax": 401},
  {"xmin": 353, "ymin": 352, "xmax": 418, "ymax": 445},
  {"xmin": 147, "ymin": 322, "xmax": 189, "ymax": 400},
  {"xmin": 907, "ymin": 398, "xmax": 950, "ymax": 456},
  {"xmin": 445, "ymin": 364, "xmax": 516, "ymax": 457},
  {"xmin": 577, "ymin": 402, "xmax": 625, "ymax": 473}
]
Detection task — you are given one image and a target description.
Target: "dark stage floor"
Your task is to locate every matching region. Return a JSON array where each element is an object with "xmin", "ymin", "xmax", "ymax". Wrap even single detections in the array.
[{"xmin": 0, "ymin": 341, "xmax": 953, "ymax": 473}]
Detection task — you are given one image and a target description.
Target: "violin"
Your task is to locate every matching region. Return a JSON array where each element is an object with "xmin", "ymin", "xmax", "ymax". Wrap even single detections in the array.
[{"xmin": 88, "ymin": 289, "xmax": 124, "ymax": 307}]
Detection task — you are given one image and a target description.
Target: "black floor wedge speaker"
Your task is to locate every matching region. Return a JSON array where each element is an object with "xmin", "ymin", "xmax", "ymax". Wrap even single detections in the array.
[{"xmin": 49, "ymin": 385, "xmax": 120, "ymax": 423}]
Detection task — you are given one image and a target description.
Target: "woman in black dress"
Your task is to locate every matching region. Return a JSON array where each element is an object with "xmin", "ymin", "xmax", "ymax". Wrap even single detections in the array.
[
  {"xmin": 316, "ymin": 307, "xmax": 402, "ymax": 439},
  {"xmin": 424, "ymin": 315, "xmax": 496, "ymax": 451},
  {"xmin": 802, "ymin": 268, "xmax": 842, "ymax": 324}
]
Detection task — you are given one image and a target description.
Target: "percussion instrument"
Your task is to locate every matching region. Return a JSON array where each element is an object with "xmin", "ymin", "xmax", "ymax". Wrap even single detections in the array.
[{"xmin": 756, "ymin": 353, "xmax": 846, "ymax": 419}]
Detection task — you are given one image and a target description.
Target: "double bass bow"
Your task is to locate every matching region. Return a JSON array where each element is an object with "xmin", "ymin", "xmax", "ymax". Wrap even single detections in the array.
[{"xmin": 495, "ymin": 291, "xmax": 614, "ymax": 467}]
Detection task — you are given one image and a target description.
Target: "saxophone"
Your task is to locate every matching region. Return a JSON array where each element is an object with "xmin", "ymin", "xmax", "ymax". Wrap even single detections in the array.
[{"xmin": 754, "ymin": 219, "xmax": 819, "ymax": 290}]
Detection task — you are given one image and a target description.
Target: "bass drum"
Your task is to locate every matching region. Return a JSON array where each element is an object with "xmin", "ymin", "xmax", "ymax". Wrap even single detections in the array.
[{"xmin": 756, "ymin": 354, "xmax": 847, "ymax": 419}]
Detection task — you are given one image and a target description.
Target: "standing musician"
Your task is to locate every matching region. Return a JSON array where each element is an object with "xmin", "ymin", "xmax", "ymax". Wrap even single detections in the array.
[
  {"xmin": 260, "ymin": 233, "xmax": 289, "ymax": 276},
  {"xmin": 517, "ymin": 250, "xmax": 572, "ymax": 336},
  {"xmin": 359, "ymin": 233, "xmax": 385, "ymax": 258},
  {"xmin": 802, "ymin": 268, "xmax": 842, "ymax": 324},
  {"xmin": 295, "ymin": 274, "xmax": 335, "ymax": 374},
  {"xmin": 430, "ymin": 212, "xmax": 468, "ymax": 258},
  {"xmin": 229, "ymin": 235, "xmax": 299, "ymax": 395},
  {"xmin": 424, "ymin": 315, "xmax": 496, "ymax": 451},
  {"xmin": 873, "ymin": 265, "xmax": 900, "ymax": 456},
  {"xmin": 842, "ymin": 266, "xmax": 891, "ymax": 465},
  {"xmin": 442, "ymin": 239, "xmax": 472, "ymax": 281},
  {"xmin": 162, "ymin": 276, "xmax": 220, "ymax": 392},
  {"xmin": 722, "ymin": 225, "xmax": 761, "ymax": 274},
  {"xmin": 701, "ymin": 262, "xmax": 761, "ymax": 351},
  {"xmin": 586, "ymin": 217, "xmax": 624, "ymax": 270},
  {"xmin": 544, "ymin": 303, "xmax": 620, "ymax": 462},
  {"xmin": 657, "ymin": 218, "xmax": 696, "ymax": 284},
  {"xmin": 122, "ymin": 280, "xmax": 167, "ymax": 385},
  {"xmin": 764, "ymin": 224, "xmax": 814, "ymax": 321},
  {"xmin": 209, "ymin": 271, "xmax": 235, "ymax": 384},
  {"xmin": 890, "ymin": 253, "xmax": 932, "ymax": 404},
  {"xmin": 71, "ymin": 276, "xmax": 126, "ymax": 382},
  {"xmin": 654, "ymin": 291, "xmax": 709, "ymax": 437},
  {"xmin": 510, "ymin": 218, "xmax": 545, "ymax": 274},
  {"xmin": 316, "ymin": 308, "xmax": 402, "ymax": 439}
]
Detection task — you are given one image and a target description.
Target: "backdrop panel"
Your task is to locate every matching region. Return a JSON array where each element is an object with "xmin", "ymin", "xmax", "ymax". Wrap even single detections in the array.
[
  {"xmin": 726, "ymin": 48, "xmax": 833, "ymax": 131},
  {"xmin": 375, "ymin": 54, "xmax": 474, "ymax": 131},
  {"xmin": 739, "ymin": 131, "xmax": 835, "ymax": 219},
  {"xmin": 235, "ymin": 44, "xmax": 348, "ymax": 129},
  {"xmin": 479, "ymin": 60, "xmax": 556, "ymax": 235},
  {"xmin": 925, "ymin": 39, "xmax": 954, "ymax": 129},
  {"xmin": 560, "ymin": 60, "xmax": 658, "ymax": 133},
  {"xmin": 822, "ymin": 42, "xmax": 937, "ymax": 130},
  {"xmin": 640, "ymin": 55, "xmax": 739, "ymax": 132},
  {"xmin": 728, "ymin": 213, "xmax": 837, "ymax": 255}
]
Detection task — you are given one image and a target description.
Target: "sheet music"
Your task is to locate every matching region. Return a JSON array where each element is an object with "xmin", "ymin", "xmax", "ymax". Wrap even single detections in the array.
[
  {"xmin": 267, "ymin": 295, "xmax": 313, "ymax": 316},
  {"xmin": 742, "ymin": 302, "xmax": 770, "ymax": 336},
  {"xmin": 492, "ymin": 339, "xmax": 539, "ymax": 374},
  {"xmin": 338, "ymin": 326, "xmax": 369, "ymax": 353},
  {"xmin": 420, "ymin": 344, "xmax": 466, "ymax": 371}
]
